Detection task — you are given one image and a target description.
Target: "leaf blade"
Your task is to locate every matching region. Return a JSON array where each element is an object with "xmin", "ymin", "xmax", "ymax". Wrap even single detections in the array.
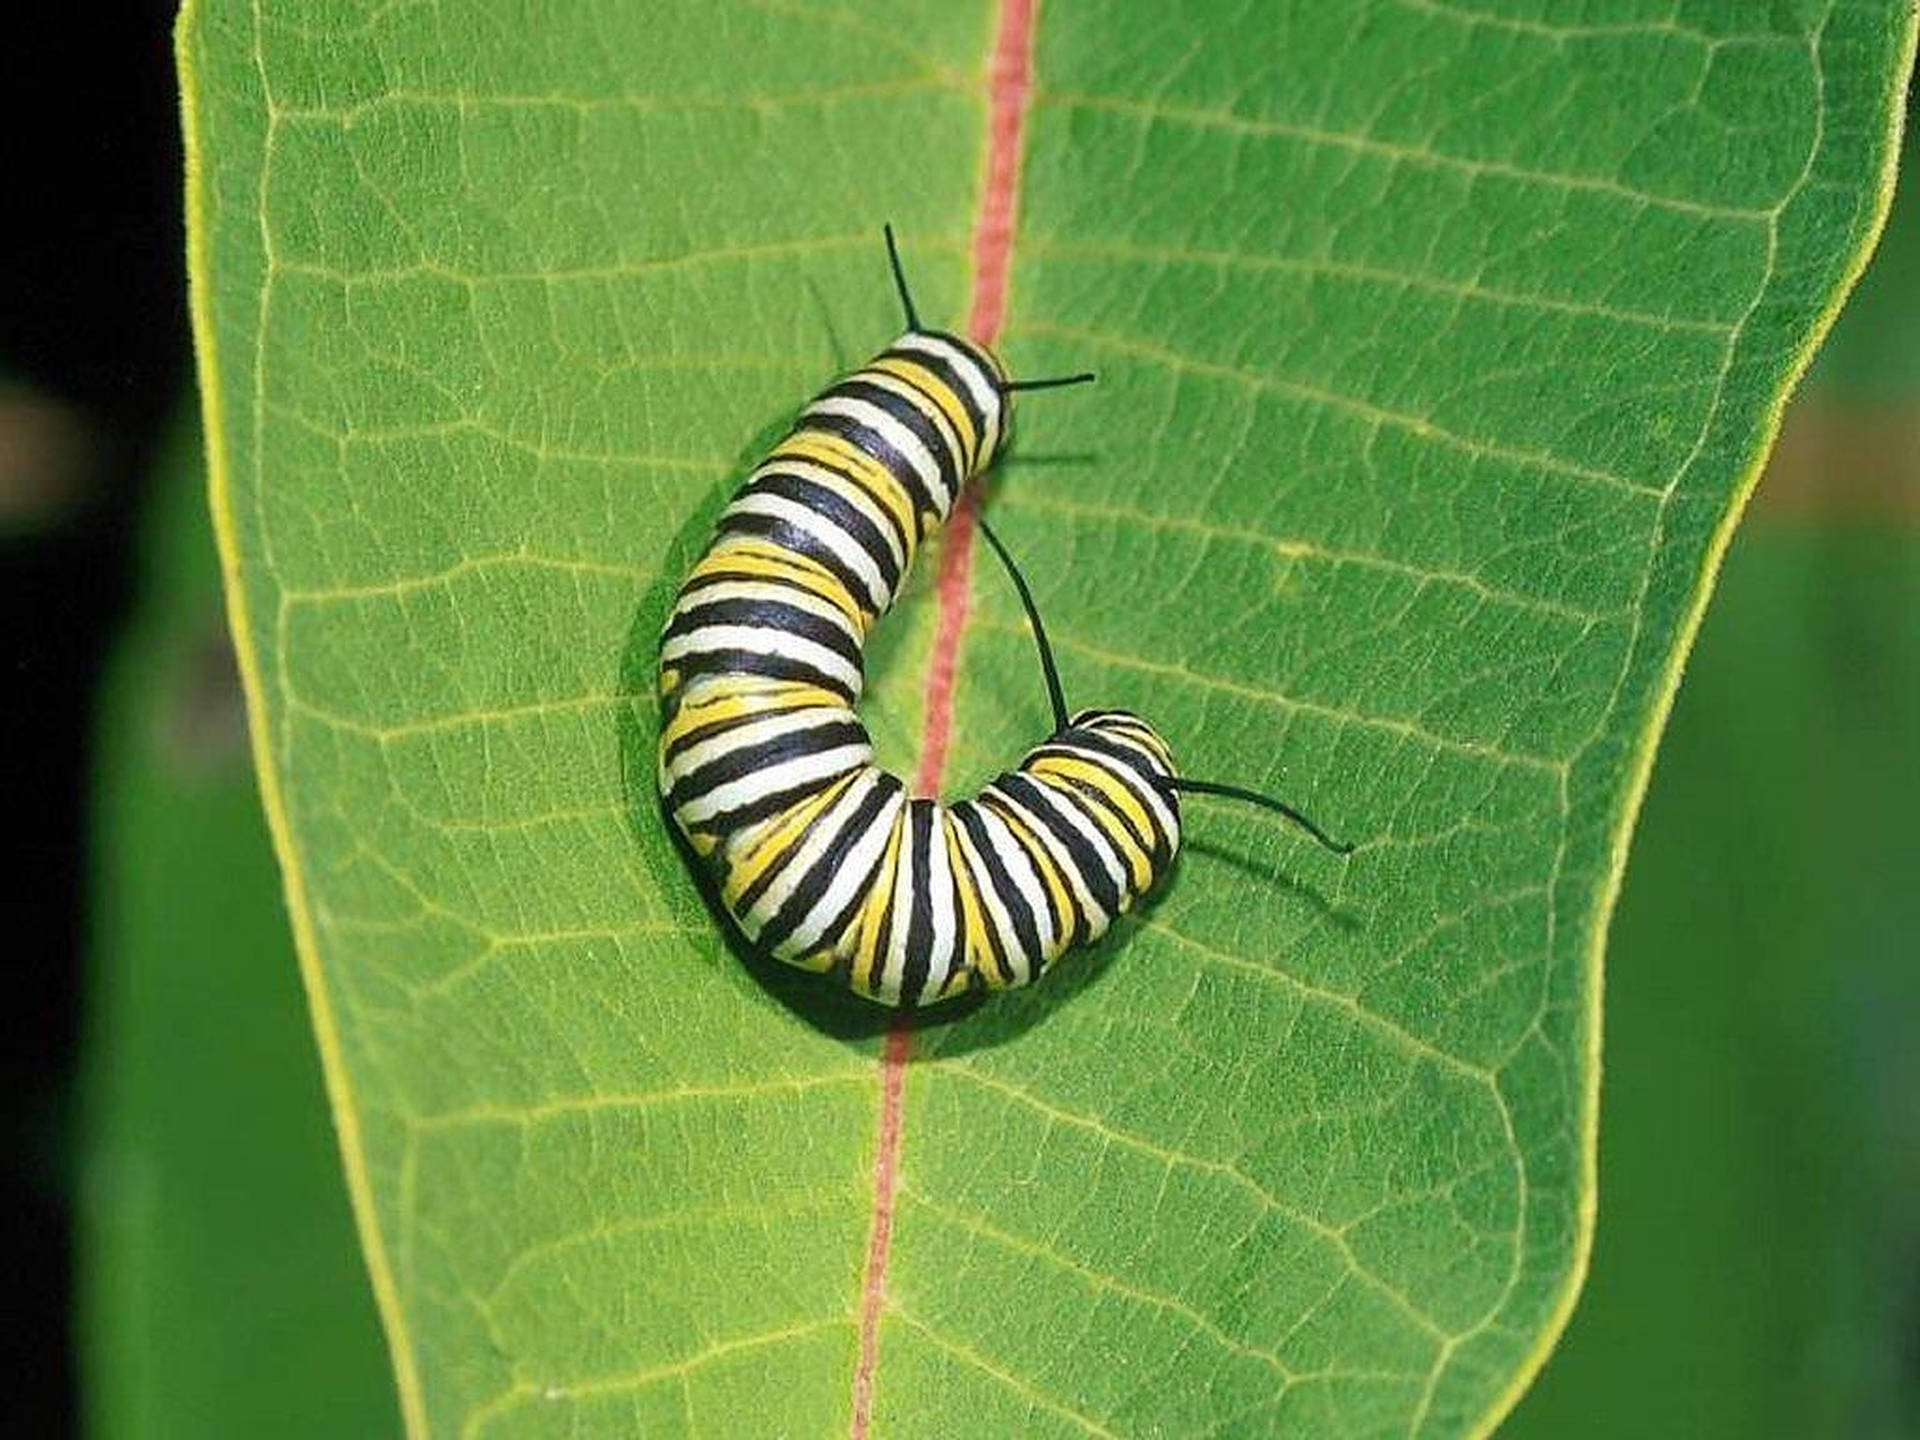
[{"xmin": 179, "ymin": 0, "xmax": 1917, "ymax": 1434}]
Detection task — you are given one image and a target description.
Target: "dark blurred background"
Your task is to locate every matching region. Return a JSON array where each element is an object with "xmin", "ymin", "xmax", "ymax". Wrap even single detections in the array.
[
  {"xmin": 3, "ymin": 12, "xmax": 1915, "ymax": 1437},
  {"xmin": 4, "ymin": 3, "xmax": 186, "ymax": 1433}
]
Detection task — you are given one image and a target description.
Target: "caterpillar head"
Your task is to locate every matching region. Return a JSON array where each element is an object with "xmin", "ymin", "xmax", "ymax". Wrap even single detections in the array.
[{"xmin": 878, "ymin": 229, "xmax": 1087, "ymax": 481}]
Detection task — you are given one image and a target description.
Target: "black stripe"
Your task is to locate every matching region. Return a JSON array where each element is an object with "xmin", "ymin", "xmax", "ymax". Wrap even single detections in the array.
[
  {"xmin": 1026, "ymin": 777, "xmax": 1134, "ymax": 912},
  {"xmin": 976, "ymin": 789, "xmax": 1072, "ymax": 955},
  {"xmin": 758, "ymin": 775, "xmax": 901, "ymax": 953},
  {"xmin": 761, "ymin": 445, "xmax": 915, "ymax": 569},
  {"xmin": 949, "ymin": 807, "xmax": 1020, "ymax": 985},
  {"xmin": 663, "ymin": 699, "xmax": 823, "ymax": 767},
  {"xmin": 899, "ymin": 801, "xmax": 937, "ymax": 1003},
  {"xmin": 888, "ymin": 334, "xmax": 988, "ymax": 450},
  {"xmin": 683, "ymin": 750, "xmax": 870, "ymax": 836},
  {"xmin": 675, "ymin": 557, "xmax": 830, "ymax": 596},
  {"xmin": 801, "ymin": 411, "xmax": 943, "ymax": 530},
  {"xmin": 865, "ymin": 822, "xmax": 899, "ymax": 991},
  {"xmin": 1054, "ymin": 723, "xmax": 1165, "ymax": 781},
  {"xmin": 667, "ymin": 588, "xmax": 859, "ymax": 661},
  {"xmin": 929, "ymin": 813, "xmax": 974, "ymax": 1000},
  {"xmin": 805, "ymin": 771, "xmax": 911, "ymax": 965},
  {"xmin": 1028, "ymin": 742, "xmax": 1166, "ymax": 860},
  {"xmin": 664, "ymin": 643, "xmax": 856, "ymax": 701},
  {"xmin": 1063, "ymin": 775, "xmax": 1158, "ymax": 864},
  {"xmin": 835, "ymin": 379, "xmax": 961, "ymax": 501},
  {"xmin": 1058, "ymin": 726, "xmax": 1177, "ymax": 827},
  {"xmin": 731, "ymin": 769, "xmax": 864, "ymax": 916},
  {"xmin": 665, "ymin": 718, "xmax": 867, "ymax": 815},
  {"xmin": 741, "ymin": 469, "xmax": 903, "ymax": 598},
  {"xmin": 997, "ymin": 774, "xmax": 1125, "ymax": 919},
  {"xmin": 715, "ymin": 510, "xmax": 886, "ymax": 614},
  {"xmin": 665, "ymin": 594, "xmax": 862, "ymax": 673}
]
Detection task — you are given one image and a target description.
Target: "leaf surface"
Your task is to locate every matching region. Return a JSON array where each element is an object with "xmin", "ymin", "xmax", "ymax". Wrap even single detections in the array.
[
  {"xmin": 1507, "ymin": 125, "xmax": 1920, "ymax": 1435},
  {"xmin": 179, "ymin": 1, "xmax": 1916, "ymax": 1434}
]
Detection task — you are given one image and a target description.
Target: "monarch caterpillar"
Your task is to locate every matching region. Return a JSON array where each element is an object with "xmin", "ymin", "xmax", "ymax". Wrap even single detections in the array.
[{"xmin": 658, "ymin": 228, "xmax": 1349, "ymax": 1007}]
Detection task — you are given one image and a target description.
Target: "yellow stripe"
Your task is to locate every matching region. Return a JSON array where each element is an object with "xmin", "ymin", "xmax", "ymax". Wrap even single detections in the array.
[
  {"xmin": 930, "ymin": 965, "xmax": 977, "ymax": 1004},
  {"xmin": 872, "ymin": 355, "xmax": 982, "ymax": 473},
  {"xmin": 687, "ymin": 539, "xmax": 865, "ymax": 629},
  {"xmin": 785, "ymin": 944, "xmax": 839, "ymax": 975},
  {"xmin": 848, "ymin": 812, "xmax": 908, "ymax": 995},
  {"xmin": 1029, "ymin": 758, "xmax": 1156, "ymax": 890},
  {"xmin": 778, "ymin": 429, "xmax": 923, "ymax": 547},
  {"xmin": 942, "ymin": 812, "xmax": 997, "ymax": 987},
  {"xmin": 987, "ymin": 799, "xmax": 1077, "ymax": 968},
  {"xmin": 719, "ymin": 771, "xmax": 859, "ymax": 908},
  {"xmin": 864, "ymin": 357, "xmax": 976, "ymax": 473},
  {"xmin": 1107, "ymin": 719, "xmax": 1177, "ymax": 773},
  {"xmin": 659, "ymin": 681, "xmax": 843, "ymax": 754}
]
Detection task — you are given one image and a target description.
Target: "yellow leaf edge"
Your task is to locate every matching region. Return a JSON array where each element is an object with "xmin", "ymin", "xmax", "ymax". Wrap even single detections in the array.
[
  {"xmin": 175, "ymin": 1, "xmax": 431, "ymax": 1433},
  {"xmin": 1469, "ymin": 10, "xmax": 1919, "ymax": 1436}
]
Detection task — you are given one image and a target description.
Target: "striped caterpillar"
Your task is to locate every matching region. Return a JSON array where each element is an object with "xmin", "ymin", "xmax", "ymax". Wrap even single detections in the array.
[{"xmin": 658, "ymin": 229, "xmax": 1348, "ymax": 1007}]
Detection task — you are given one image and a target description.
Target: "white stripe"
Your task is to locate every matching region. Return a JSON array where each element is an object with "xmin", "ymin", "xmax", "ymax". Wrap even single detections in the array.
[
  {"xmin": 953, "ymin": 808, "xmax": 1035, "ymax": 989},
  {"xmin": 1086, "ymin": 722, "xmax": 1176, "ymax": 777},
  {"xmin": 1047, "ymin": 739, "xmax": 1180, "ymax": 850},
  {"xmin": 875, "ymin": 811, "xmax": 917, "ymax": 1006},
  {"xmin": 1028, "ymin": 778, "xmax": 1131, "ymax": 898},
  {"xmin": 663, "ymin": 705, "xmax": 859, "ymax": 791},
  {"xmin": 966, "ymin": 796, "xmax": 1064, "ymax": 967},
  {"xmin": 740, "ymin": 768, "xmax": 880, "ymax": 934},
  {"xmin": 859, "ymin": 369, "xmax": 966, "ymax": 479},
  {"xmin": 669, "ymin": 669, "xmax": 818, "ymax": 713},
  {"xmin": 780, "ymin": 782, "xmax": 906, "ymax": 956},
  {"xmin": 671, "ymin": 580, "xmax": 862, "ymax": 646},
  {"xmin": 724, "ymin": 492, "xmax": 891, "ymax": 611},
  {"xmin": 673, "ymin": 743, "xmax": 872, "ymax": 827},
  {"xmin": 660, "ymin": 623, "xmax": 863, "ymax": 698},
  {"xmin": 947, "ymin": 817, "xmax": 1028, "ymax": 986},
  {"xmin": 802, "ymin": 396, "xmax": 949, "ymax": 510},
  {"xmin": 990, "ymin": 787, "xmax": 1111, "ymax": 943},
  {"xmin": 749, "ymin": 457, "xmax": 908, "ymax": 573},
  {"xmin": 918, "ymin": 810, "xmax": 960, "ymax": 1003},
  {"xmin": 895, "ymin": 332, "xmax": 1005, "ymax": 460}
]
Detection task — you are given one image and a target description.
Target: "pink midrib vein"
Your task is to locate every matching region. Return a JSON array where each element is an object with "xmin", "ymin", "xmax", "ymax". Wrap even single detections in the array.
[{"xmin": 849, "ymin": 1, "xmax": 1037, "ymax": 1433}]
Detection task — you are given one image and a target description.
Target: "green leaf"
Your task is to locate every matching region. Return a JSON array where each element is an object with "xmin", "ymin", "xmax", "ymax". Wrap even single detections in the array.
[
  {"xmin": 80, "ymin": 417, "xmax": 394, "ymax": 1437},
  {"xmin": 1507, "ymin": 123, "xmax": 1920, "ymax": 1436},
  {"xmin": 1501, "ymin": 529, "xmax": 1920, "ymax": 1437},
  {"xmin": 178, "ymin": 2, "xmax": 1915, "ymax": 1435}
]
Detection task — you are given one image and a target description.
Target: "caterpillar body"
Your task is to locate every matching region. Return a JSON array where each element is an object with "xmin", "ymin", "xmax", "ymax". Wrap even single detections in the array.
[{"xmin": 657, "ymin": 230, "xmax": 1346, "ymax": 1008}]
